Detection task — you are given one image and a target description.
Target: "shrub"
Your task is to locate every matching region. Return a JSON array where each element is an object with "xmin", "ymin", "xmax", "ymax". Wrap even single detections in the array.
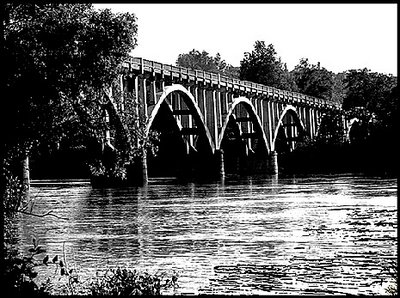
[
  {"xmin": 89, "ymin": 267, "xmax": 178, "ymax": 296},
  {"xmin": 384, "ymin": 260, "xmax": 398, "ymax": 296},
  {"xmin": 4, "ymin": 238, "xmax": 53, "ymax": 296}
]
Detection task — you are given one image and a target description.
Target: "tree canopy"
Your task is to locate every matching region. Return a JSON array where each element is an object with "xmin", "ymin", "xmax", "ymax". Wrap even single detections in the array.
[
  {"xmin": 176, "ymin": 49, "xmax": 239, "ymax": 79},
  {"xmin": 3, "ymin": 3, "xmax": 138, "ymax": 154},
  {"xmin": 239, "ymin": 41, "xmax": 297, "ymax": 91},
  {"xmin": 331, "ymin": 72, "xmax": 347, "ymax": 105},
  {"xmin": 291, "ymin": 58, "xmax": 334, "ymax": 100},
  {"xmin": 343, "ymin": 69, "xmax": 397, "ymax": 118}
]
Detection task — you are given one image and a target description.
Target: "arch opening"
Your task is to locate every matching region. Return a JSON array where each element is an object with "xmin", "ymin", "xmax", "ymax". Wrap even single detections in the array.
[
  {"xmin": 219, "ymin": 97, "xmax": 269, "ymax": 175},
  {"xmin": 147, "ymin": 100, "xmax": 188, "ymax": 177},
  {"xmin": 146, "ymin": 86, "xmax": 214, "ymax": 179},
  {"xmin": 348, "ymin": 118, "xmax": 368, "ymax": 145},
  {"xmin": 273, "ymin": 107, "xmax": 306, "ymax": 154}
]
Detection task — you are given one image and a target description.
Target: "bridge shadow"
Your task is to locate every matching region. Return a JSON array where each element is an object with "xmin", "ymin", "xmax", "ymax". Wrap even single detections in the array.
[
  {"xmin": 221, "ymin": 115, "xmax": 269, "ymax": 176},
  {"xmin": 147, "ymin": 102, "xmax": 215, "ymax": 182}
]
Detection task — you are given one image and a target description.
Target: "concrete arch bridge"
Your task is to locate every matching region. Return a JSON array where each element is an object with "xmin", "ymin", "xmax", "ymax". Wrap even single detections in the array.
[{"xmin": 102, "ymin": 57, "xmax": 342, "ymax": 181}]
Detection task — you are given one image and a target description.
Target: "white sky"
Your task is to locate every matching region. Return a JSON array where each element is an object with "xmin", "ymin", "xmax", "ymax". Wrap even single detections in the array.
[{"xmin": 94, "ymin": 3, "xmax": 397, "ymax": 76}]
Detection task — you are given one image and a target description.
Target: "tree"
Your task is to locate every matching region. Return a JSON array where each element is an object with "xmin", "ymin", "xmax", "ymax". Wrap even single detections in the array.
[
  {"xmin": 176, "ymin": 49, "xmax": 239, "ymax": 79},
  {"xmin": 239, "ymin": 41, "xmax": 297, "ymax": 91},
  {"xmin": 291, "ymin": 58, "xmax": 334, "ymax": 100},
  {"xmin": 342, "ymin": 68, "xmax": 397, "ymax": 174},
  {"xmin": 343, "ymin": 68, "xmax": 397, "ymax": 119},
  {"xmin": 3, "ymin": 4, "xmax": 139, "ymax": 293},
  {"xmin": 2, "ymin": 2, "xmax": 151, "ymax": 215},
  {"xmin": 343, "ymin": 68, "xmax": 397, "ymax": 131},
  {"xmin": 3, "ymin": 3, "xmax": 138, "ymax": 183},
  {"xmin": 331, "ymin": 72, "xmax": 347, "ymax": 105}
]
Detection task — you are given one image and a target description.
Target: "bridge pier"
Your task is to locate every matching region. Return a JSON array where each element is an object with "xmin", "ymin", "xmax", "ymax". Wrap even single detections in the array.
[
  {"xmin": 141, "ymin": 148, "xmax": 148, "ymax": 186},
  {"xmin": 22, "ymin": 150, "xmax": 30, "ymax": 190},
  {"xmin": 216, "ymin": 149, "xmax": 225, "ymax": 179},
  {"xmin": 269, "ymin": 151, "xmax": 278, "ymax": 175}
]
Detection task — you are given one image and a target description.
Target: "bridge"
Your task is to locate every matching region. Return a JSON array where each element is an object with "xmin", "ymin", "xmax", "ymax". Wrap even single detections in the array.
[{"xmin": 102, "ymin": 57, "xmax": 342, "ymax": 183}]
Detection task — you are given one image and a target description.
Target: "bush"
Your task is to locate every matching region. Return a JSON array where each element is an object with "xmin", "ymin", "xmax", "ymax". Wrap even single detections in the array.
[
  {"xmin": 384, "ymin": 260, "xmax": 398, "ymax": 296},
  {"xmin": 3, "ymin": 238, "xmax": 53, "ymax": 296},
  {"xmin": 88, "ymin": 267, "xmax": 178, "ymax": 296}
]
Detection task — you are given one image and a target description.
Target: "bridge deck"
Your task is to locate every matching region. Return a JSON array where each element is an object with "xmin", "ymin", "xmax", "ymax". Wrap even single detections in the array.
[{"xmin": 122, "ymin": 57, "xmax": 341, "ymax": 110}]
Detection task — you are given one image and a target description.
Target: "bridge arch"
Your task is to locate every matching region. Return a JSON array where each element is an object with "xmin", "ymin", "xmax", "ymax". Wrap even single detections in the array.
[
  {"xmin": 146, "ymin": 84, "xmax": 214, "ymax": 155},
  {"xmin": 217, "ymin": 96, "xmax": 270, "ymax": 153},
  {"xmin": 346, "ymin": 117, "xmax": 360, "ymax": 142},
  {"xmin": 272, "ymin": 105, "xmax": 305, "ymax": 152},
  {"xmin": 346, "ymin": 117, "xmax": 370, "ymax": 145}
]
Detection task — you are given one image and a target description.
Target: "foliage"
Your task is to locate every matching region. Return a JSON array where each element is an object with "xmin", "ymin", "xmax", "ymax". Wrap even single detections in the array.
[
  {"xmin": 4, "ymin": 215, "xmax": 176, "ymax": 296},
  {"xmin": 3, "ymin": 235, "xmax": 81, "ymax": 296},
  {"xmin": 291, "ymin": 110, "xmax": 347, "ymax": 157},
  {"xmin": 331, "ymin": 72, "xmax": 347, "ymax": 104},
  {"xmin": 87, "ymin": 85, "xmax": 160, "ymax": 185},
  {"xmin": 88, "ymin": 159, "xmax": 127, "ymax": 180},
  {"xmin": 342, "ymin": 68, "xmax": 397, "ymax": 149},
  {"xmin": 3, "ymin": 149, "xmax": 79, "ymax": 295},
  {"xmin": 383, "ymin": 260, "xmax": 397, "ymax": 296},
  {"xmin": 342, "ymin": 68, "xmax": 397, "ymax": 115},
  {"xmin": 240, "ymin": 41, "xmax": 297, "ymax": 91},
  {"xmin": 89, "ymin": 267, "xmax": 178, "ymax": 296},
  {"xmin": 113, "ymin": 89, "xmax": 160, "ymax": 164},
  {"xmin": 342, "ymin": 68, "xmax": 397, "ymax": 129},
  {"xmin": 176, "ymin": 49, "xmax": 239, "ymax": 79},
  {"xmin": 287, "ymin": 67, "xmax": 397, "ymax": 174},
  {"xmin": 88, "ymin": 157, "xmax": 128, "ymax": 187},
  {"xmin": 291, "ymin": 58, "xmax": 334, "ymax": 100},
  {"xmin": 3, "ymin": 159, "xmax": 25, "ymax": 219},
  {"xmin": 3, "ymin": 3, "xmax": 138, "ymax": 177},
  {"xmin": 4, "ymin": 250, "xmax": 52, "ymax": 296},
  {"xmin": 315, "ymin": 110, "xmax": 347, "ymax": 146}
]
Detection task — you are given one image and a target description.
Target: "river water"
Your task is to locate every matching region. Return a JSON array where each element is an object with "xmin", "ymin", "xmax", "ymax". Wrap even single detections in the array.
[{"xmin": 13, "ymin": 174, "xmax": 397, "ymax": 295}]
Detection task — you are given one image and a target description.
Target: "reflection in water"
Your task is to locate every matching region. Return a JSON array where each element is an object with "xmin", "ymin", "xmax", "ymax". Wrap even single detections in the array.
[{"xmin": 15, "ymin": 174, "xmax": 397, "ymax": 295}]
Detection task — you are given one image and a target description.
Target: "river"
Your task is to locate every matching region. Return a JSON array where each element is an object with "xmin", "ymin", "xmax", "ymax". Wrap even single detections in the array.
[{"xmin": 13, "ymin": 174, "xmax": 397, "ymax": 295}]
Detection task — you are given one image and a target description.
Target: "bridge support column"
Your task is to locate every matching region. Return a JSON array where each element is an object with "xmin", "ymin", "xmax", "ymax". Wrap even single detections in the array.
[
  {"xmin": 216, "ymin": 149, "xmax": 225, "ymax": 179},
  {"xmin": 141, "ymin": 147, "xmax": 148, "ymax": 186},
  {"xmin": 22, "ymin": 150, "xmax": 30, "ymax": 190},
  {"xmin": 104, "ymin": 109, "xmax": 111, "ymax": 147},
  {"xmin": 269, "ymin": 151, "xmax": 278, "ymax": 175}
]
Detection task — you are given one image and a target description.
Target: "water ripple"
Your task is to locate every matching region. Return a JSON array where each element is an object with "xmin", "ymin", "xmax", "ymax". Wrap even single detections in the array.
[{"xmin": 15, "ymin": 174, "xmax": 397, "ymax": 295}]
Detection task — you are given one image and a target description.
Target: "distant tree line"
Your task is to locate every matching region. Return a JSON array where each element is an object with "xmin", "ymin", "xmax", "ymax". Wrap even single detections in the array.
[
  {"xmin": 176, "ymin": 49, "xmax": 240, "ymax": 79},
  {"xmin": 176, "ymin": 41, "xmax": 396, "ymax": 111},
  {"xmin": 176, "ymin": 41, "xmax": 398, "ymax": 174}
]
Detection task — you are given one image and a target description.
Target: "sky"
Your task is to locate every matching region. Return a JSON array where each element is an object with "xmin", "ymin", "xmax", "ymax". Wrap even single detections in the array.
[{"xmin": 93, "ymin": 3, "xmax": 397, "ymax": 76}]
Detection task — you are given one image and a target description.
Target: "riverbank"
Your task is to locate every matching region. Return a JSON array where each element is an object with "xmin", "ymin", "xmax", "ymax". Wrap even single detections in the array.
[{"xmin": 280, "ymin": 142, "xmax": 398, "ymax": 178}]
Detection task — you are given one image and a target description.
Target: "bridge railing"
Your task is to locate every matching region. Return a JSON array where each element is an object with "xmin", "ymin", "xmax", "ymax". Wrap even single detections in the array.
[{"xmin": 122, "ymin": 57, "xmax": 341, "ymax": 110}]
